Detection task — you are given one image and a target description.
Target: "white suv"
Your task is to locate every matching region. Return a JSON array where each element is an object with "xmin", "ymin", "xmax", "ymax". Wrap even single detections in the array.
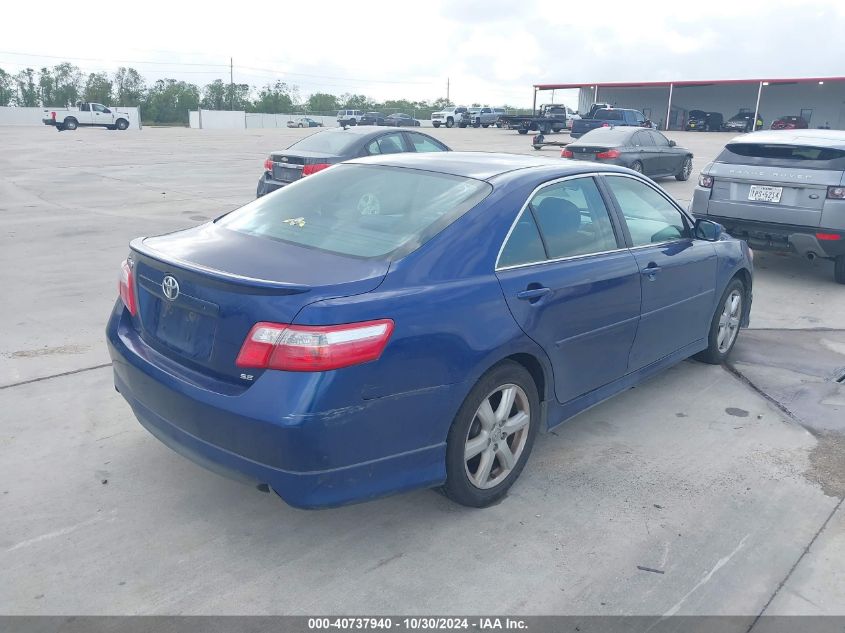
[{"xmin": 337, "ymin": 110, "xmax": 364, "ymax": 126}]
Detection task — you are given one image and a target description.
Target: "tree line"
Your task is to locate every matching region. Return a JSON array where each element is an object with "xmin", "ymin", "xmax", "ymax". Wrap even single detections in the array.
[{"xmin": 0, "ymin": 63, "xmax": 516, "ymax": 125}]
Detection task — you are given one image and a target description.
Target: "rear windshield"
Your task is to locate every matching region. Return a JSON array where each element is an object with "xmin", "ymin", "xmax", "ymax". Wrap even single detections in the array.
[
  {"xmin": 287, "ymin": 131, "xmax": 358, "ymax": 154},
  {"xmin": 717, "ymin": 143, "xmax": 845, "ymax": 170},
  {"xmin": 577, "ymin": 127, "xmax": 633, "ymax": 143},
  {"xmin": 217, "ymin": 165, "xmax": 492, "ymax": 258},
  {"xmin": 595, "ymin": 109, "xmax": 624, "ymax": 121}
]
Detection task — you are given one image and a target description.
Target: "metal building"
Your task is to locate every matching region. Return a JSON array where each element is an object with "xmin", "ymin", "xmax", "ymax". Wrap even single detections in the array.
[{"xmin": 533, "ymin": 77, "xmax": 845, "ymax": 131}]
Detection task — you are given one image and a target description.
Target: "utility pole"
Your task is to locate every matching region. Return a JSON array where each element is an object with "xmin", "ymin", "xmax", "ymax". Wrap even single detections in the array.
[
  {"xmin": 230, "ymin": 57, "xmax": 234, "ymax": 111},
  {"xmin": 446, "ymin": 77, "xmax": 450, "ymax": 104}
]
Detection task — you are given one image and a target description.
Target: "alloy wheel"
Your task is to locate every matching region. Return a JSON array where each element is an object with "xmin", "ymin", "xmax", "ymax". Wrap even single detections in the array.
[
  {"xmin": 717, "ymin": 289, "xmax": 742, "ymax": 353},
  {"xmin": 464, "ymin": 384, "xmax": 531, "ymax": 490}
]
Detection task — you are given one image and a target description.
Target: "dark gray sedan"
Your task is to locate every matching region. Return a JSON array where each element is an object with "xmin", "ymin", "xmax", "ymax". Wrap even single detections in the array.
[{"xmin": 562, "ymin": 127, "xmax": 693, "ymax": 181}]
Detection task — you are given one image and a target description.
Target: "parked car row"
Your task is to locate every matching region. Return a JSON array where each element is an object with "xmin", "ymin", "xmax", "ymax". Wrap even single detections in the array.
[{"xmin": 337, "ymin": 109, "xmax": 422, "ymax": 127}]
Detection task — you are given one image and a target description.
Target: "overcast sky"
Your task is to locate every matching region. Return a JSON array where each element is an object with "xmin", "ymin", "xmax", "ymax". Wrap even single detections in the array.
[{"xmin": 2, "ymin": 0, "xmax": 844, "ymax": 108}]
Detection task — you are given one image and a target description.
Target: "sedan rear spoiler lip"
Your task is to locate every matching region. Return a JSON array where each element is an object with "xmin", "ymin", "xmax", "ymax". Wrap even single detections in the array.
[{"xmin": 129, "ymin": 237, "xmax": 312, "ymax": 294}]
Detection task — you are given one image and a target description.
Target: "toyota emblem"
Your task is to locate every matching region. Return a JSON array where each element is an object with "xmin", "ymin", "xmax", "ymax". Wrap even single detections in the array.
[{"xmin": 162, "ymin": 275, "xmax": 180, "ymax": 301}]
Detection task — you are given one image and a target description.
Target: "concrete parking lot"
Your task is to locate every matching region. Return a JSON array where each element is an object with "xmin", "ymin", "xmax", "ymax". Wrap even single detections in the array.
[{"xmin": 1, "ymin": 126, "xmax": 843, "ymax": 618}]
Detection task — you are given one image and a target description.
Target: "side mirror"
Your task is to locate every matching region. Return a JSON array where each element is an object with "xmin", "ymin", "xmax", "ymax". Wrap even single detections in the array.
[
  {"xmin": 694, "ymin": 218, "xmax": 723, "ymax": 242},
  {"xmin": 668, "ymin": 140, "xmax": 677, "ymax": 147}
]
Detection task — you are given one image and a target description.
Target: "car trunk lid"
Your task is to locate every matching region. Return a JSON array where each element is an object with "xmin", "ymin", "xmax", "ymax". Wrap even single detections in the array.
[
  {"xmin": 129, "ymin": 223, "xmax": 388, "ymax": 383},
  {"xmin": 707, "ymin": 162, "xmax": 838, "ymax": 225},
  {"xmin": 269, "ymin": 150, "xmax": 342, "ymax": 184}
]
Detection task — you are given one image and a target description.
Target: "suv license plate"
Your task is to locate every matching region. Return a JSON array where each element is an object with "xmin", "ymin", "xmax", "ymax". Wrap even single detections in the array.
[{"xmin": 748, "ymin": 185, "xmax": 783, "ymax": 203}]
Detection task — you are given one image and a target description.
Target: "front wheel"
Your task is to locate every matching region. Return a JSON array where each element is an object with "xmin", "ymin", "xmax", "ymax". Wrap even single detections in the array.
[
  {"xmin": 695, "ymin": 278, "xmax": 745, "ymax": 364},
  {"xmin": 441, "ymin": 361, "xmax": 539, "ymax": 507},
  {"xmin": 433, "ymin": 122, "xmax": 440, "ymax": 128},
  {"xmin": 676, "ymin": 157, "xmax": 693, "ymax": 181},
  {"xmin": 115, "ymin": 118, "xmax": 129, "ymax": 130},
  {"xmin": 834, "ymin": 255, "xmax": 845, "ymax": 284},
  {"xmin": 446, "ymin": 118, "xmax": 454, "ymax": 128},
  {"xmin": 517, "ymin": 128, "xmax": 528, "ymax": 135}
]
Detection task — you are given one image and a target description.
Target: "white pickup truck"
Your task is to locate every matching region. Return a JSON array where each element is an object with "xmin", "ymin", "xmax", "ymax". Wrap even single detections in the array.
[
  {"xmin": 42, "ymin": 102, "xmax": 131, "ymax": 131},
  {"xmin": 430, "ymin": 106, "xmax": 468, "ymax": 128}
]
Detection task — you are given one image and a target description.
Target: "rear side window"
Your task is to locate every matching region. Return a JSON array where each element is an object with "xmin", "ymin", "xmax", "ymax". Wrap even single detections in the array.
[
  {"xmin": 498, "ymin": 177, "xmax": 619, "ymax": 267},
  {"xmin": 217, "ymin": 165, "xmax": 491, "ymax": 258},
  {"xmin": 717, "ymin": 143, "xmax": 845, "ymax": 170},
  {"xmin": 407, "ymin": 133, "xmax": 447, "ymax": 153}
]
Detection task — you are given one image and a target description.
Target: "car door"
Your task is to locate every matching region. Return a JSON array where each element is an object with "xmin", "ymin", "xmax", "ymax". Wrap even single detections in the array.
[
  {"xmin": 647, "ymin": 130, "xmax": 676, "ymax": 175},
  {"xmin": 602, "ymin": 174, "xmax": 718, "ymax": 371},
  {"xmin": 91, "ymin": 103, "xmax": 109, "ymax": 126},
  {"xmin": 495, "ymin": 175, "xmax": 642, "ymax": 404},
  {"xmin": 632, "ymin": 131, "xmax": 658, "ymax": 174},
  {"xmin": 78, "ymin": 102, "xmax": 94, "ymax": 125}
]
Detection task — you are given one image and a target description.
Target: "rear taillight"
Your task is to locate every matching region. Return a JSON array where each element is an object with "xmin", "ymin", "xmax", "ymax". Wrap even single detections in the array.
[
  {"xmin": 699, "ymin": 174, "xmax": 714, "ymax": 188},
  {"xmin": 562, "ymin": 149, "xmax": 574, "ymax": 158},
  {"xmin": 302, "ymin": 163, "xmax": 331, "ymax": 176},
  {"xmin": 51, "ymin": 111, "xmax": 56, "ymax": 120},
  {"xmin": 263, "ymin": 157, "xmax": 273, "ymax": 171},
  {"xmin": 827, "ymin": 186, "xmax": 845, "ymax": 199},
  {"xmin": 118, "ymin": 259, "xmax": 137, "ymax": 316},
  {"xmin": 816, "ymin": 232, "xmax": 842, "ymax": 241},
  {"xmin": 595, "ymin": 149, "xmax": 621, "ymax": 159},
  {"xmin": 236, "ymin": 319, "xmax": 394, "ymax": 372},
  {"xmin": 601, "ymin": 122, "xmax": 610, "ymax": 127}
]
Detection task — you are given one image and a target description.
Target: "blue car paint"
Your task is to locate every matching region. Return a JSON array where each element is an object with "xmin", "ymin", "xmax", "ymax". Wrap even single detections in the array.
[{"xmin": 107, "ymin": 153, "xmax": 752, "ymax": 508}]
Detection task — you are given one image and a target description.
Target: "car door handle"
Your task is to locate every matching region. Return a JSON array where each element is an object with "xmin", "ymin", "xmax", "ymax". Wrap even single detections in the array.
[
  {"xmin": 516, "ymin": 287, "xmax": 551, "ymax": 301},
  {"xmin": 642, "ymin": 264, "xmax": 662, "ymax": 279}
]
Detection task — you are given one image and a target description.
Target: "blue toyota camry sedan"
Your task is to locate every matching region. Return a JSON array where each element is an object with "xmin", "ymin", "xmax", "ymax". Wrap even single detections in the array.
[{"xmin": 107, "ymin": 153, "xmax": 753, "ymax": 509}]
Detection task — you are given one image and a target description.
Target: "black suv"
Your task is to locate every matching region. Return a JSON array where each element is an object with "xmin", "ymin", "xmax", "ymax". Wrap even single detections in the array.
[
  {"xmin": 685, "ymin": 110, "xmax": 723, "ymax": 132},
  {"xmin": 723, "ymin": 110, "xmax": 764, "ymax": 133}
]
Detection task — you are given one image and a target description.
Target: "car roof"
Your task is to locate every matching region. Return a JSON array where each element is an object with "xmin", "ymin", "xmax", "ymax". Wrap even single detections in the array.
[
  {"xmin": 346, "ymin": 151, "xmax": 607, "ymax": 180},
  {"xmin": 729, "ymin": 129, "xmax": 845, "ymax": 148}
]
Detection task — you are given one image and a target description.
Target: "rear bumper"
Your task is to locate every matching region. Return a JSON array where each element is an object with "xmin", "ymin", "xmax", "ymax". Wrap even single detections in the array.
[
  {"xmin": 42, "ymin": 118, "xmax": 57, "ymax": 126},
  {"xmin": 106, "ymin": 307, "xmax": 455, "ymax": 508},
  {"xmin": 256, "ymin": 172, "xmax": 287, "ymax": 197},
  {"xmin": 691, "ymin": 211, "xmax": 845, "ymax": 259}
]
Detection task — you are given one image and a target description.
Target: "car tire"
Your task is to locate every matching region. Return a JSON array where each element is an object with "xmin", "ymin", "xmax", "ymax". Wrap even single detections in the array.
[
  {"xmin": 518, "ymin": 129, "xmax": 528, "ymax": 135},
  {"xmin": 441, "ymin": 361, "xmax": 540, "ymax": 507},
  {"xmin": 298, "ymin": 123, "xmax": 304, "ymax": 128},
  {"xmin": 433, "ymin": 122, "xmax": 440, "ymax": 128},
  {"xmin": 676, "ymin": 157, "xmax": 693, "ymax": 181},
  {"xmin": 695, "ymin": 278, "xmax": 746, "ymax": 364},
  {"xmin": 496, "ymin": 123, "xmax": 502, "ymax": 128},
  {"xmin": 106, "ymin": 125, "xmax": 117, "ymax": 130},
  {"xmin": 630, "ymin": 160, "xmax": 643, "ymax": 173},
  {"xmin": 115, "ymin": 118, "xmax": 129, "ymax": 130},
  {"xmin": 63, "ymin": 117, "xmax": 78, "ymax": 131},
  {"xmin": 446, "ymin": 118, "xmax": 454, "ymax": 128},
  {"xmin": 834, "ymin": 255, "xmax": 845, "ymax": 284}
]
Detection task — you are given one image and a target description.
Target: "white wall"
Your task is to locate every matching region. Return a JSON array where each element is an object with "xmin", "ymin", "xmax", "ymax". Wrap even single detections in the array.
[
  {"xmin": 0, "ymin": 106, "xmax": 142, "ymax": 129},
  {"xmin": 578, "ymin": 81, "xmax": 845, "ymax": 130},
  {"xmin": 195, "ymin": 109, "xmax": 245, "ymax": 129},
  {"xmin": 189, "ymin": 110, "xmax": 200, "ymax": 129}
]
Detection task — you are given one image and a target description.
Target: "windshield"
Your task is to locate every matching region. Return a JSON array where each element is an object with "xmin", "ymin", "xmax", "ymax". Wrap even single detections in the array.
[
  {"xmin": 217, "ymin": 165, "xmax": 492, "ymax": 258},
  {"xmin": 287, "ymin": 131, "xmax": 359, "ymax": 154},
  {"xmin": 717, "ymin": 143, "xmax": 845, "ymax": 170}
]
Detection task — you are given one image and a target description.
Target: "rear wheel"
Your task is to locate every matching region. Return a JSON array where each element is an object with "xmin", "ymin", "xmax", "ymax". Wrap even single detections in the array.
[
  {"xmin": 835, "ymin": 255, "xmax": 845, "ymax": 284},
  {"xmin": 676, "ymin": 157, "xmax": 693, "ymax": 181},
  {"xmin": 695, "ymin": 278, "xmax": 745, "ymax": 364},
  {"xmin": 630, "ymin": 160, "xmax": 643, "ymax": 173},
  {"xmin": 482, "ymin": 124, "xmax": 489, "ymax": 128},
  {"xmin": 518, "ymin": 128, "xmax": 528, "ymax": 135},
  {"xmin": 433, "ymin": 122, "xmax": 440, "ymax": 128},
  {"xmin": 441, "ymin": 361, "xmax": 539, "ymax": 507},
  {"xmin": 63, "ymin": 117, "xmax": 78, "ymax": 131}
]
